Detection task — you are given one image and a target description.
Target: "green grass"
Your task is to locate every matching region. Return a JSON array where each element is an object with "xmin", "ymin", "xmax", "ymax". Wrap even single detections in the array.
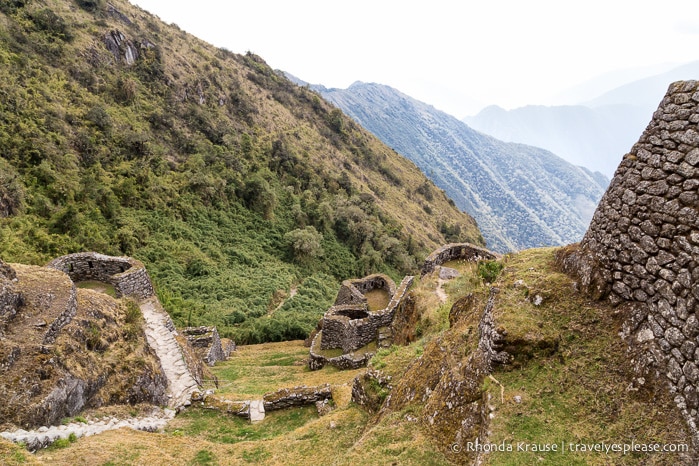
[
  {"xmin": 171, "ymin": 407, "xmax": 317, "ymax": 445},
  {"xmin": 0, "ymin": 0, "xmax": 483, "ymax": 348},
  {"xmin": 481, "ymin": 248, "xmax": 691, "ymax": 465},
  {"xmin": 365, "ymin": 288, "xmax": 390, "ymax": 311},
  {"xmin": 75, "ymin": 281, "xmax": 117, "ymax": 298}
]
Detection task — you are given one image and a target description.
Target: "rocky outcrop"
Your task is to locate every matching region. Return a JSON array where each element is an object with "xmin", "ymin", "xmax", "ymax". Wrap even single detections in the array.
[
  {"xmin": 0, "ymin": 263, "xmax": 168, "ymax": 430},
  {"xmin": 378, "ymin": 288, "xmax": 506, "ymax": 464},
  {"xmin": 559, "ymin": 80, "xmax": 699, "ymax": 446},
  {"xmin": 421, "ymin": 243, "xmax": 499, "ymax": 277},
  {"xmin": 104, "ymin": 29, "xmax": 138, "ymax": 65}
]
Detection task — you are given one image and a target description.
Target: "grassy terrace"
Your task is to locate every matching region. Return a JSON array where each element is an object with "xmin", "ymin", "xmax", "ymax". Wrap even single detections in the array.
[{"xmin": 5, "ymin": 248, "xmax": 693, "ymax": 465}]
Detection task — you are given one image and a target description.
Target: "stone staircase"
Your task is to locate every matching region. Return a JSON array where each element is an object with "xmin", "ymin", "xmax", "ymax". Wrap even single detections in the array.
[{"xmin": 139, "ymin": 297, "xmax": 199, "ymax": 409}]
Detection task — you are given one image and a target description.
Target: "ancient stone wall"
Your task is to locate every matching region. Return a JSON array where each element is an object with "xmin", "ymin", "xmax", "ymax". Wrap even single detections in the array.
[
  {"xmin": 262, "ymin": 384, "xmax": 332, "ymax": 411},
  {"xmin": 182, "ymin": 326, "xmax": 234, "ymax": 366},
  {"xmin": 560, "ymin": 80, "xmax": 699, "ymax": 445},
  {"xmin": 334, "ymin": 274, "xmax": 396, "ymax": 306},
  {"xmin": 0, "ymin": 260, "xmax": 22, "ymax": 336},
  {"xmin": 320, "ymin": 275, "xmax": 414, "ymax": 353},
  {"xmin": 421, "ymin": 243, "xmax": 499, "ymax": 276},
  {"xmin": 47, "ymin": 252, "xmax": 154, "ymax": 300}
]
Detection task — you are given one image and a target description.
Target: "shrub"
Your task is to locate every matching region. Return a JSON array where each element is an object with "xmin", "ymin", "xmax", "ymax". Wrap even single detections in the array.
[{"xmin": 477, "ymin": 260, "xmax": 503, "ymax": 284}]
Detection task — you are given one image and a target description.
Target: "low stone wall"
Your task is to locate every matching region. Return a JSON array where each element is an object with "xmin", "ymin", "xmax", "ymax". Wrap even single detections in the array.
[
  {"xmin": 42, "ymin": 285, "xmax": 77, "ymax": 345},
  {"xmin": 421, "ymin": 243, "xmax": 499, "ymax": 276},
  {"xmin": 351, "ymin": 369, "xmax": 392, "ymax": 413},
  {"xmin": 47, "ymin": 252, "xmax": 154, "ymax": 300},
  {"xmin": 0, "ymin": 261, "xmax": 22, "ymax": 336},
  {"xmin": 320, "ymin": 276, "xmax": 414, "ymax": 353},
  {"xmin": 262, "ymin": 384, "xmax": 332, "ymax": 411},
  {"xmin": 334, "ymin": 274, "xmax": 396, "ymax": 306},
  {"xmin": 308, "ymin": 332, "xmax": 375, "ymax": 371},
  {"xmin": 182, "ymin": 326, "xmax": 234, "ymax": 366}
]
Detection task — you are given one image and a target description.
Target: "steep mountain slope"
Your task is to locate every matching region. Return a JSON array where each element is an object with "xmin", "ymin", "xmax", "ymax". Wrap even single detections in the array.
[
  {"xmin": 464, "ymin": 61, "xmax": 699, "ymax": 178},
  {"xmin": 314, "ymin": 81, "xmax": 607, "ymax": 252},
  {"xmin": 0, "ymin": 0, "xmax": 481, "ymax": 343},
  {"xmin": 464, "ymin": 103, "xmax": 642, "ymax": 178}
]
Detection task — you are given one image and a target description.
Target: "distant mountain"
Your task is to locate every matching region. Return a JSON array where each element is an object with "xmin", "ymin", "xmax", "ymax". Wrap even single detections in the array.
[
  {"xmin": 464, "ymin": 61, "xmax": 699, "ymax": 178},
  {"xmin": 585, "ymin": 60, "xmax": 699, "ymax": 109},
  {"xmin": 464, "ymin": 104, "xmax": 643, "ymax": 177},
  {"xmin": 309, "ymin": 81, "xmax": 607, "ymax": 253}
]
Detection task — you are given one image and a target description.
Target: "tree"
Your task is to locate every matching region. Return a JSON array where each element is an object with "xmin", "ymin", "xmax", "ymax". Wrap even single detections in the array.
[{"xmin": 285, "ymin": 226, "xmax": 323, "ymax": 263}]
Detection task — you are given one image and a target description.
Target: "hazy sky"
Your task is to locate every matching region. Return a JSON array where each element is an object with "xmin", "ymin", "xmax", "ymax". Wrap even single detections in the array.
[{"xmin": 131, "ymin": 0, "xmax": 699, "ymax": 117}]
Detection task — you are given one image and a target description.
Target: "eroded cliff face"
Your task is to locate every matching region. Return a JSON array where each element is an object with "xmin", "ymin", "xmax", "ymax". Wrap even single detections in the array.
[
  {"xmin": 373, "ymin": 289, "xmax": 506, "ymax": 464},
  {"xmin": 559, "ymin": 80, "xmax": 699, "ymax": 445}
]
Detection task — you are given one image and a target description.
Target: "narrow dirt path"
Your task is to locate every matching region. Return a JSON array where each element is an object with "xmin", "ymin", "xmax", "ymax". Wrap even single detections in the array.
[
  {"xmin": 269, "ymin": 285, "xmax": 298, "ymax": 316},
  {"xmin": 436, "ymin": 278, "xmax": 448, "ymax": 304}
]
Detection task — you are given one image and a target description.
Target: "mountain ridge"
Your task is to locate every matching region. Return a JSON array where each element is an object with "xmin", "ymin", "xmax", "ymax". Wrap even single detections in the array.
[
  {"xmin": 308, "ymin": 80, "xmax": 607, "ymax": 252},
  {"xmin": 464, "ymin": 61, "xmax": 699, "ymax": 178}
]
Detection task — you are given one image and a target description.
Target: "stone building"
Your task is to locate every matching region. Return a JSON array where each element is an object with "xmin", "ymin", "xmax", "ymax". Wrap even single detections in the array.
[{"xmin": 560, "ymin": 81, "xmax": 699, "ymax": 445}]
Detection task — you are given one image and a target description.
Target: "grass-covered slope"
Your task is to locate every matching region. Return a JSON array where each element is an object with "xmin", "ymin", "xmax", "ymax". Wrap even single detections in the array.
[{"xmin": 0, "ymin": 0, "xmax": 481, "ymax": 343}]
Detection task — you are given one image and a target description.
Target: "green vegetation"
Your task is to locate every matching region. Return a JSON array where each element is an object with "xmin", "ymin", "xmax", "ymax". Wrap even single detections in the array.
[
  {"xmin": 76, "ymin": 280, "xmax": 117, "ymax": 297},
  {"xmin": 0, "ymin": 0, "xmax": 481, "ymax": 343},
  {"xmin": 482, "ymin": 248, "xmax": 691, "ymax": 465},
  {"xmin": 477, "ymin": 259, "xmax": 504, "ymax": 283}
]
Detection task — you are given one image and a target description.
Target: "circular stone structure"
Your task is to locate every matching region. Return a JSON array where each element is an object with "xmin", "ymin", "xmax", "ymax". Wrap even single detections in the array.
[
  {"xmin": 47, "ymin": 252, "xmax": 155, "ymax": 300},
  {"xmin": 421, "ymin": 242, "xmax": 499, "ymax": 277}
]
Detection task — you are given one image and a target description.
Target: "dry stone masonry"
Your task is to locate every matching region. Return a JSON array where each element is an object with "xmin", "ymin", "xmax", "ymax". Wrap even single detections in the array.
[
  {"xmin": 47, "ymin": 252, "xmax": 155, "ymax": 300},
  {"xmin": 182, "ymin": 326, "xmax": 235, "ymax": 366},
  {"xmin": 421, "ymin": 242, "xmax": 499, "ymax": 276},
  {"xmin": 309, "ymin": 274, "xmax": 414, "ymax": 370},
  {"xmin": 560, "ymin": 80, "xmax": 699, "ymax": 445},
  {"xmin": 0, "ymin": 260, "xmax": 22, "ymax": 338}
]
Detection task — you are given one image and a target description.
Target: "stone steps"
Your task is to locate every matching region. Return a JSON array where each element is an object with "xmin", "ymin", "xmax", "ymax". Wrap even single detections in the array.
[
  {"xmin": 139, "ymin": 297, "xmax": 199, "ymax": 409},
  {"xmin": 0, "ymin": 409, "xmax": 176, "ymax": 452}
]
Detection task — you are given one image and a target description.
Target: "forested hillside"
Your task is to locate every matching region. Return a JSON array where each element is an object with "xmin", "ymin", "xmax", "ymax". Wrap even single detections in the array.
[{"xmin": 0, "ymin": 0, "xmax": 481, "ymax": 342}]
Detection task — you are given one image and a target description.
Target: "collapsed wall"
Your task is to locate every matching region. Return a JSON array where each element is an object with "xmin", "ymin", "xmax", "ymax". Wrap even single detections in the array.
[
  {"xmin": 182, "ymin": 326, "xmax": 235, "ymax": 366},
  {"xmin": 559, "ymin": 80, "xmax": 699, "ymax": 444}
]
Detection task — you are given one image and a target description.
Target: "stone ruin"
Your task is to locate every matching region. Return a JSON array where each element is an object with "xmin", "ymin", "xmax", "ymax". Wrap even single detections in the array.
[
  {"xmin": 421, "ymin": 242, "xmax": 499, "ymax": 276},
  {"xmin": 47, "ymin": 252, "xmax": 154, "ymax": 300},
  {"xmin": 559, "ymin": 80, "xmax": 699, "ymax": 445},
  {"xmin": 182, "ymin": 326, "xmax": 235, "ymax": 366},
  {"xmin": 309, "ymin": 274, "xmax": 414, "ymax": 370},
  {"xmin": 0, "ymin": 259, "xmax": 22, "ymax": 338}
]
